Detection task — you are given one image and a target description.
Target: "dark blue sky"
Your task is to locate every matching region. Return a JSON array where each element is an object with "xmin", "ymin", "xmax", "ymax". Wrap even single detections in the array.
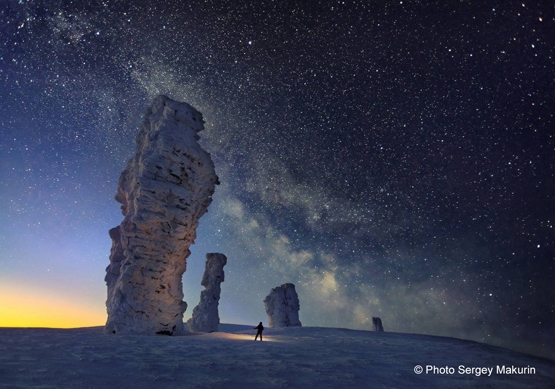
[{"xmin": 1, "ymin": 0, "xmax": 553, "ymax": 359}]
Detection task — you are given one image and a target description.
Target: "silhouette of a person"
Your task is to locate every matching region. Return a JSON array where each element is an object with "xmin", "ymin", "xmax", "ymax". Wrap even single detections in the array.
[{"xmin": 254, "ymin": 322, "xmax": 264, "ymax": 341}]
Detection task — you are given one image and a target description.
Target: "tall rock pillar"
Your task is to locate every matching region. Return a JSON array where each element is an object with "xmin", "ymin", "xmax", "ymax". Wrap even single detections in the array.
[
  {"xmin": 187, "ymin": 253, "xmax": 227, "ymax": 333},
  {"xmin": 105, "ymin": 95, "xmax": 219, "ymax": 335},
  {"xmin": 264, "ymin": 283, "xmax": 302, "ymax": 328}
]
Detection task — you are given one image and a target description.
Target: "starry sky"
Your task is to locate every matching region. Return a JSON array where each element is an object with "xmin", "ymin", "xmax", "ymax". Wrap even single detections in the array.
[{"xmin": 1, "ymin": 0, "xmax": 554, "ymax": 359}]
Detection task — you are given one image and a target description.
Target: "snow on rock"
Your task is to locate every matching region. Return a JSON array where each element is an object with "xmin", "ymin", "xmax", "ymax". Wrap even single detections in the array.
[
  {"xmin": 187, "ymin": 253, "xmax": 227, "ymax": 333},
  {"xmin": 104, "ymin": 95, "xmax": 219, "ymax": 336},
  {"xmin": 264, "ymin": 283, "xmax": 302, "ymax": 328},
  {"xmin": 372, "ymin": 317, "xmax": 384, "ymax": 332}
]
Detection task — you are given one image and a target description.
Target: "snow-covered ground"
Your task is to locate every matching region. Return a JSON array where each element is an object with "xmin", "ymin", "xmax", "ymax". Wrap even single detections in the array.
[{"xmin": 0, "ymin": 324, "xmax": 553, "ymax": 388}]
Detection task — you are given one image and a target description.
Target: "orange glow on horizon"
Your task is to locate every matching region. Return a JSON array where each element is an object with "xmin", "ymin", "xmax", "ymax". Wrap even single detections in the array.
[{"xmin": 0, "ymin": 284, "xmax": 106, "ymax": 328}]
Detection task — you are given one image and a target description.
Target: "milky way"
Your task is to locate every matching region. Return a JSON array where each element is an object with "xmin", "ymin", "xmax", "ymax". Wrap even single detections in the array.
[{"xmin": 1, "ymin": 0, "xmax": 553, "ymax": 358}]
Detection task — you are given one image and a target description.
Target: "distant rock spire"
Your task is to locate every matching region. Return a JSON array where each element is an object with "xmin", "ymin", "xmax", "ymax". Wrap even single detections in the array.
[
  {"xmin": 187, "ymin": 253, "xmax": 228, "ymax": 333},
  {"xmin": 264, "ymin": 283, "xmax": 302, "ymax": 328},
  {"xmin": 105, "ymin": 95, "xmax": 219, "ymax": 335}
]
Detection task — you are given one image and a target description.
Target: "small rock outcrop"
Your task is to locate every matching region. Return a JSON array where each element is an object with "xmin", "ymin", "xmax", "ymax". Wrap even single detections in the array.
[
  {"xmin": 264, "ymin": 283, "xmax": 302, "ymax": 328},
  {"xmin": 105, "ymin": 95, "xmax": 219, "ymax": 335},
  {"xmin": 372, "ymin": 317, "xmax": 384, "ymax": 332},
  {"xmin": 187, "ymin": 253, "xmax": 227, "ymax": 333}
]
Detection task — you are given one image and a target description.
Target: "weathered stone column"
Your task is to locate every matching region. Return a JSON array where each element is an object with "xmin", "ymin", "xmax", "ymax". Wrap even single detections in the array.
[
  {"xmin": 187, "ymin": 253, "xmax": 227, "ymax": 333},
  {"xmin": 105, "ymin": 95, "xmax": 219, "ymax": 335},
  {"xmin": 372, "ymin": 317, "xmax": 384, "ymax": 332},
  {"xmin": 264, "ymin": 283, "xmax": 302, "ymax": 328}
]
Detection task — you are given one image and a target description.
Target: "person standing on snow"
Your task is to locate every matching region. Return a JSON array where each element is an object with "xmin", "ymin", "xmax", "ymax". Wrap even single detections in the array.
[{"xmin": 254, "ymin": 322, "xmax": 264, "ymax": 341}]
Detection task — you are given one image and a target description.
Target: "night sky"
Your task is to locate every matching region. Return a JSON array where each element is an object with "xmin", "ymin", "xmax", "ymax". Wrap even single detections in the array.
[{"xmin": 1, "ymin": 0, "xmax": 554, "ymax": 359}]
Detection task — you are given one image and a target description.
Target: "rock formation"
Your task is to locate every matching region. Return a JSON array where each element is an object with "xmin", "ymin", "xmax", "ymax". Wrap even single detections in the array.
[
  {"xmin": 264, "ymin": 283, "xmax": 302, "ymax": 328},
  {"xmin": 372, "ymin": 317, "xmax": 384, "ymax": 332},
  {"xmin": 105, "ymin": 95, "xmax": 219, "ymax": 335},
  {"xmin": 187, "ymin": 253, "xmax": 227, "ymax": 333}
]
